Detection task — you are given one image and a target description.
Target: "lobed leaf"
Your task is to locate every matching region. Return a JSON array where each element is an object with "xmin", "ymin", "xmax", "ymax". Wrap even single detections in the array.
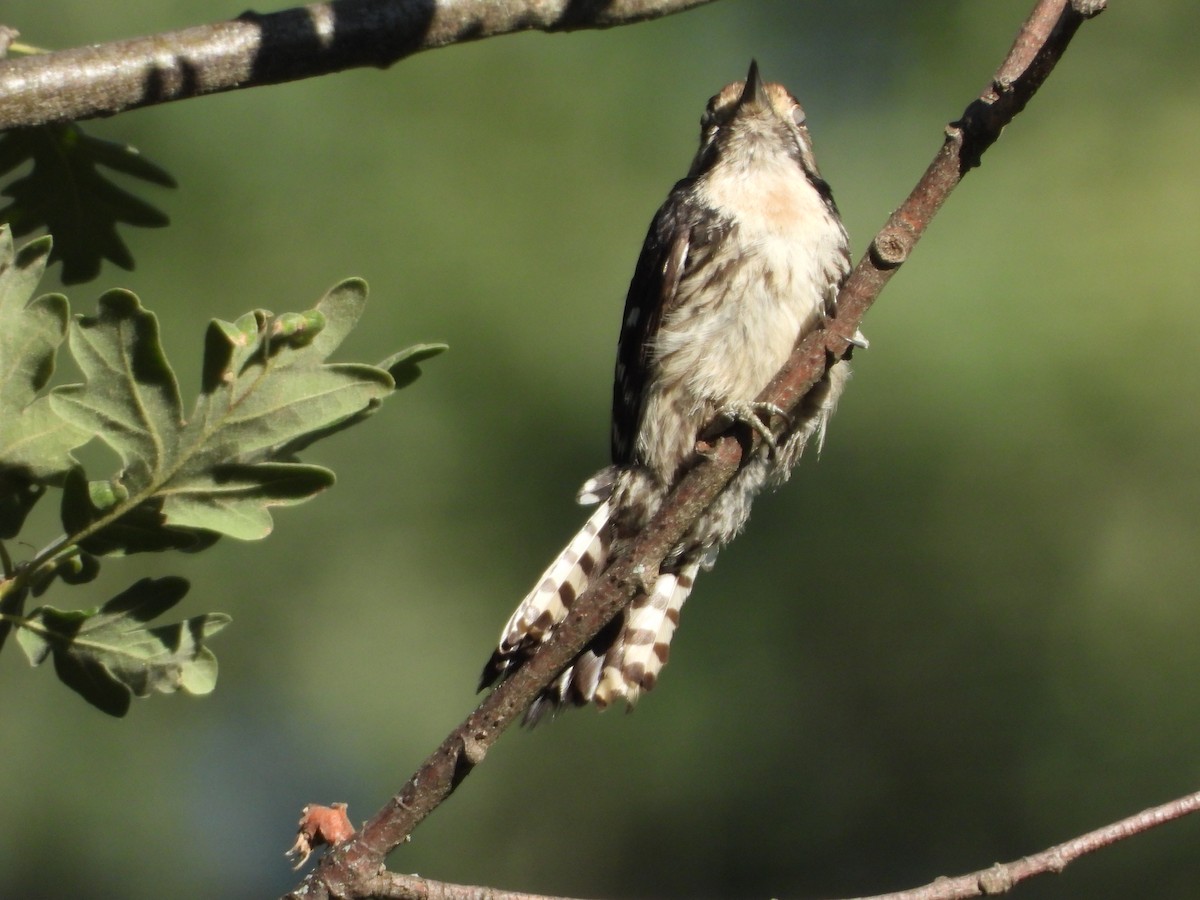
[
  {"xmin": 0, "ymin": 124, "xmax": 176, "ymax": 284},
  {"xmin": 0, "ymin": 227, "xmax": 89, "ymax": 535},
  {"xmin": 50, "ymin": 290, "xmax": 183, "ymax": 485},
  {"xmin": 160, "ymin": 462, "xmax": 336, "ymax": 540},
  {"xmin": 59, "ymin": 466, "xmax": 218, "ymax": 556},
  {"xmin": 50, "ymin": 278, "xmax": 406, "ymax": 549},
  {"xmin": 13, "ymin": 576, "xmax": 230, "ymax": 716},
  {"xmin": 381, "ymin": 342, "xmax": 448, "ymax": 390}
]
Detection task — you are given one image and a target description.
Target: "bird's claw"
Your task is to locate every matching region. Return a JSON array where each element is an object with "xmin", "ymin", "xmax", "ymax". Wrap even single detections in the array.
[{"xmin": 710, "ymin": 400, "xmax": 789, "ymax": 455}]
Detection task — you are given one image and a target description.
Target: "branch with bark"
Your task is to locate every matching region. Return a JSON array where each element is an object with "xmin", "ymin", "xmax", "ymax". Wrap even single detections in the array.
[
  {"xmin": 0, "ymin": 0, "xmax": 716, "ymax": 129},
  {"xmin": 289, "ymin": 788, "xmax": 1200, "ymax": 900},
  {"xmin": 277, "ymin": 2, "xmax": 1188, "ymax": 900}
]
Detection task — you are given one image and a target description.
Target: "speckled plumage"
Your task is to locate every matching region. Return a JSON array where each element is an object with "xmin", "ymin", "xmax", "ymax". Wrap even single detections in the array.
[{"xmin": 482, "ymin": 63, "xmax": 855, "ymax": 722}]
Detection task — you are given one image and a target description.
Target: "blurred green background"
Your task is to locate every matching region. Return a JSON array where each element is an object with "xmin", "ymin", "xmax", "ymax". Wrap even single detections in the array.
[{"xmin": 2, "ymin": 1, "xmax": 1198, "ymax": 898}]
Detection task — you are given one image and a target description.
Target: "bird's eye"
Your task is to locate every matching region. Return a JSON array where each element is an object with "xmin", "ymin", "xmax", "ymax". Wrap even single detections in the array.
[{"xmin": 791, "ymin": 106, "xmax": 807, "ymax": 128}]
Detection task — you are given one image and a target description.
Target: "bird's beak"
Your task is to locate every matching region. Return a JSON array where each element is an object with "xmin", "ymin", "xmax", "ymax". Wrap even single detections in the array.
[{"xmin": 738, "ymin": 60, "xmax": 769, "ymax": 110}]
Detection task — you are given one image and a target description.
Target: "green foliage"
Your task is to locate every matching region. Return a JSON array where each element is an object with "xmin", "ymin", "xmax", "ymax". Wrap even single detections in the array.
[
  {"xmin": 0, "ymin": 231, "xmax": 86, "ymax": 536},
  {"xmin": 13, "ymin": 577, "xmax": 230, "ymax": 716},
  {"xmin": 0, "ymin": 123, "xmax": 176, "ymax": 284},
  {"xmin": 0, "ymin": 226, "xmax": 444, "ymax": 713}
]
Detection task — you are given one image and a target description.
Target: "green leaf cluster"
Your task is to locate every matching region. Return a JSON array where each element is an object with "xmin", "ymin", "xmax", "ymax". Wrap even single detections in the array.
[
  {"xmin": 14, "ymin": 577, "xmax": 230, "ymax": 717},
  {"xmin": 0, "ymin": 226, "xmax": 444, "ymax": 714}
]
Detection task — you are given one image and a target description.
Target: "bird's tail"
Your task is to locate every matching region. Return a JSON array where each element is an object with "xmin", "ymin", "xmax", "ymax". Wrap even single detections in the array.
[
  {"xmin": 519, "ymin": 554, "xmax": 701, "ymax": 725},
  {"xmin": 480, "ymin": 472, "xmax": 702, "ymax": 724},
  {"xmin": 479, "ymin": 499, "xmax": 614, "ymax": 692}
]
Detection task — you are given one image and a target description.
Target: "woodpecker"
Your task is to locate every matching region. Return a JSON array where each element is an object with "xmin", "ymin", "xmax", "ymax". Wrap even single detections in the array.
[{"xmin": 482, "ymin": 62, "xmax": 859, "ymax": 722}]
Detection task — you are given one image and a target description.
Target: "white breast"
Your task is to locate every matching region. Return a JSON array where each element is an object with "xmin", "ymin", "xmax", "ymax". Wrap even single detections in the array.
[
  {"xmin": 632, "ymin": 137, "xmax": 847, "ymax": 482},
  {"xmin": 659, "ymin": 154, "xmax": 843, "ymax": 407}
]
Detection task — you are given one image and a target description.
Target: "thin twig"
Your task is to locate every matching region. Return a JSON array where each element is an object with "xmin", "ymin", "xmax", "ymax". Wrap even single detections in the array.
[
  {"xmin": 354, "ymin": 870, "xmax": 588, "ymax": 900},
  {"xmin": 843, "ymin": 789, "xmax": 1200, "ymax": 900},
  {"xmin": 0, "ymin": 0, "xmax": 716, "ymax": 130},
  {"xmin": 295, "ymin": 789, "xmax": 1200, "ymax": 900}
]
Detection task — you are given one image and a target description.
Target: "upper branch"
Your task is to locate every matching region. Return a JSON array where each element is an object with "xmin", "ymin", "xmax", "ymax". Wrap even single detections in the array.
[{"xmin": 0, "ymin": 0, "xmax": 717, "ymax": 130}]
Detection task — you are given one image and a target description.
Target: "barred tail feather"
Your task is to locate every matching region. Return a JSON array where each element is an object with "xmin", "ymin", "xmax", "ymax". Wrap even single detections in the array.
[
  {"xmin": 576, "ymin": 465, "xmax": 617, "ymax": 506},
  {"xmin": 481, "ymin": 464, "xmax": 700, "ymax": 723},
  {"xmin": 478, "ymin": 500, "xmax": 613, "ymax": 691},
  {"xmin": 511, "ymin": 550, "xmax": 700, "ymax": 725},
  {"xmin": 594, "ymin": 557, "xmax": 701, "ymax": 709}
]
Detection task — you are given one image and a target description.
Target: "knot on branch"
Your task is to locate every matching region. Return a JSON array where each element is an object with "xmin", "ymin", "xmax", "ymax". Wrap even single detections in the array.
[
  {"xmin": 1044, "ymin": 848, "xmax": 1069, "ymax": 873},
  {"xmin": 1071, "ymin": 0, "xmax": 1107, "ymax": 17},
  {"xmin": 451, "ymin": 732, "xmax": 488, "ymax": 789},
  {"xmin": 978, "ymin": 862, "xmax": 1015, "ymax": 894},
  {"xmin": 870, "ymin": 228, "xmax": 911, "ymax": 268},
  {"xmin": 461, "ymin": 732, "xmax": 488, "ymax": 767}
]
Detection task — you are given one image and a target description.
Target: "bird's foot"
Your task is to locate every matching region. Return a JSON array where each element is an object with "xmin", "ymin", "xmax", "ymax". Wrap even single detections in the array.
[{"xmin": 709, "ymin": 400, "xmax": 789, "ymax": 455}]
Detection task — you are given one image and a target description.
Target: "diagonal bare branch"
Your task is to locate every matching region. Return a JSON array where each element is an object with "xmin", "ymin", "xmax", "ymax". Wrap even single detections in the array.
[
  {"xmin": 0, "ymin": 0, "xmax": 717, "ymax": 130},
  {"xmin": 285, "ymin": 1, "xmax": 1109, "ymax": 898}
]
